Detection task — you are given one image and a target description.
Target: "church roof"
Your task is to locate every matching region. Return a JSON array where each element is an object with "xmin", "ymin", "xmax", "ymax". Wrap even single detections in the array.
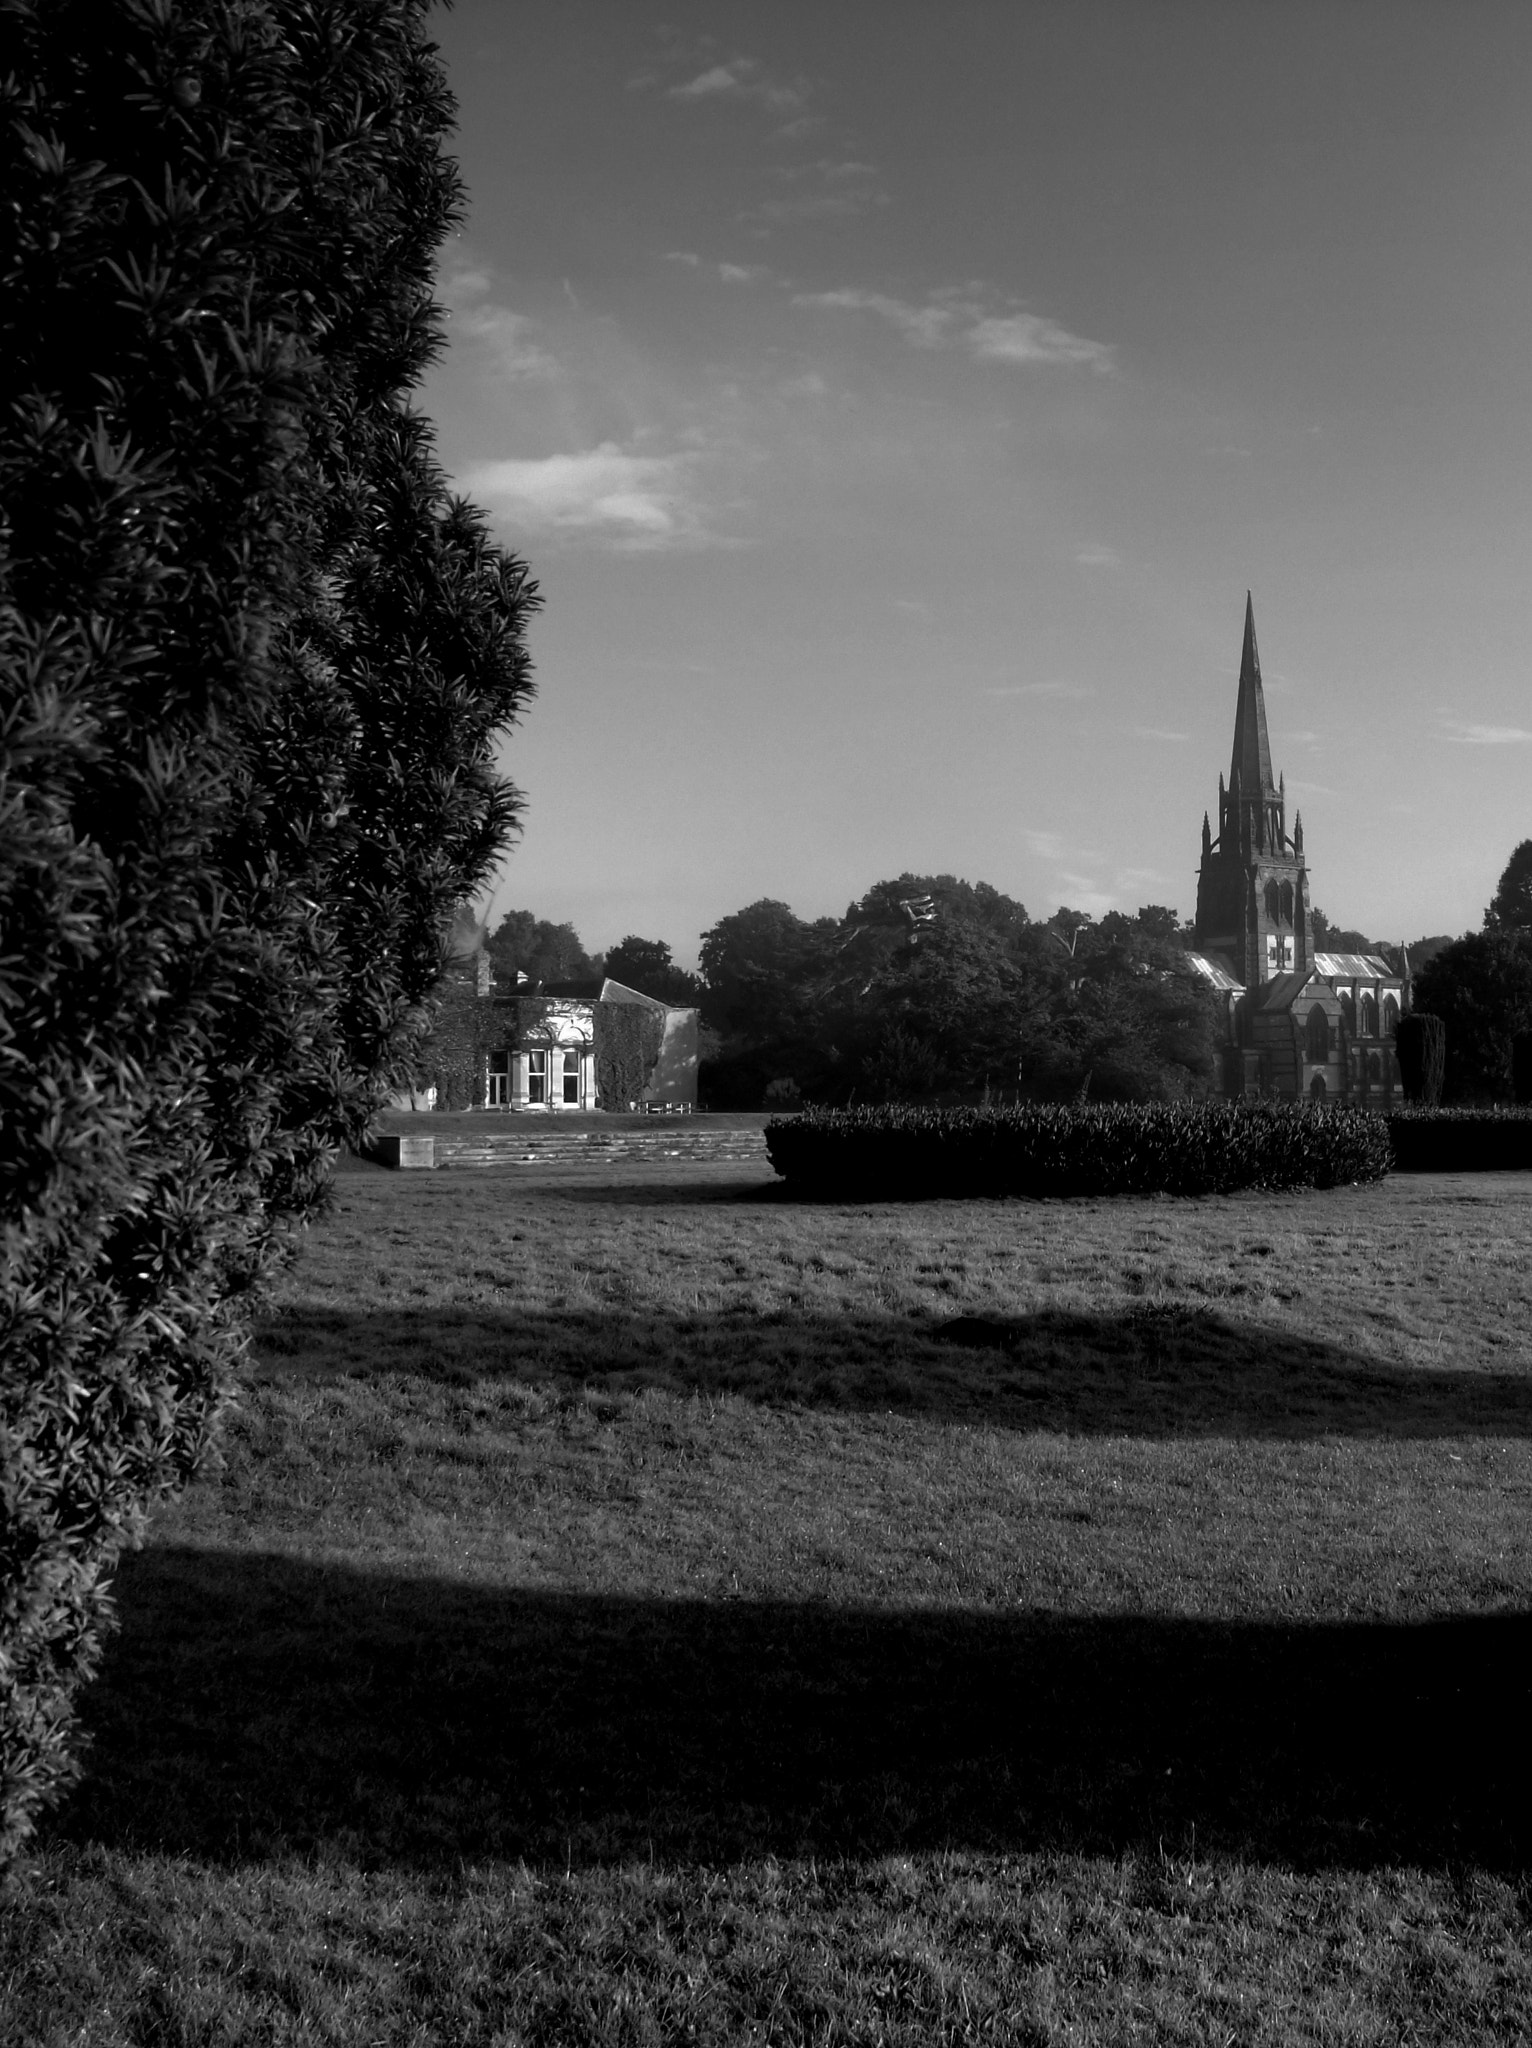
[
  {"xmin": 1228, "ymin": 592, "xmax": 1278, "ymax": 799},
  {"xmin": 1313, "ymin": 951, "xmax": 1398, "ymax": 981},
  {"xmin": 1185, "ymin": 950, "xmax": 1243, "ymax": 992},
  {"xmin": 1250, "ymin": 969, "xmax": 1323, "ymax": 1012}
]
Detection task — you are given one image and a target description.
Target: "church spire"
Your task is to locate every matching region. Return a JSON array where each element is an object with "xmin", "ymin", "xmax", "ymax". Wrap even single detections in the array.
[{"xmin": 1228, "ymin": 591, "xmax": 1277, "ymax": 800}]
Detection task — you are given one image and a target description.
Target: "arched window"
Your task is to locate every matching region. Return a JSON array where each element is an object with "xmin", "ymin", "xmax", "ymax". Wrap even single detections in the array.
[
  {"xmin": 1367, "ymin": 1051, "xmax": 1382, "ymax": 1082},
  {"xmin": 1309, "ymin": 1072, "xmax": 1327, "ymax": 1100},
  {"xmin": 1382, "ymin": 995, "xmax": 1399, "ymax": 1038},
  {"xmin": 1361, "ymin": 993, "xmax": 1379, "ymax": 1037},
  {"xmin": 1280, "ymin": 880, "xmax": 1294, "ymax": 924},
  {"xmin": 1265, "ymin": 879, "xmax": 1281, "ymax": 923},
  {"xmin": 1340, "ymin": 991, "xmax": 1356, "ymax": 1034},
  {"xmin": 1306, "ymin": 1005, "xmax": 1330, "ymax": 1063}
]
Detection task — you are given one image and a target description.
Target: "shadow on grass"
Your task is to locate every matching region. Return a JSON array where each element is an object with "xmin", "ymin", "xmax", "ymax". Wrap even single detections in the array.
[
  {"xmin": 253, "ymin": 1301, "xmax": 1532, "ymax": 1440},
  {"xmin": 59, "ymin": 1546, "xmax": 1529, "ymax": 1874}
]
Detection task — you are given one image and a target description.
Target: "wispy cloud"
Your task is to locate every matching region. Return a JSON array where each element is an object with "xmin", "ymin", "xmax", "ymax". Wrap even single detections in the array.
[
  {"xmin": 667, "ymin": 56, "xmax": 813, "ymax": 117},
  {"xmin": 1075, "ymin": 544, "xmax": 1120, "ymax": 568},
  {"xmin": 986, "ymin": 679, "xmax": 1093, "ymax": 701},
  {"xmin": 748, "ymin": 160, "xmax": 886, "ymax": 225},
  {"xmin": 1133, "ymin": 727, "xmax": 1190, "ymax": 743},
  {"xmin": 794, "ymin": 282, "xmax": 1113, "ymax": 370},
  {"xmin": 460, "ymin": 443, "xmax": 708, "ymax": 550},
  {"xmin": 793, "ymin": 287, "xmax": 950, "ymax": 346},
  {"xmin": 969, "ymin": 313, "xmax": 1115, "ymax": 372},
  {"xmin": 1442, "ymin": 721, "xmax": 1532, "ymax": 745},
  {"xmin": 439, "ymin": 261, "xmax": 559, "ymax": 381}
]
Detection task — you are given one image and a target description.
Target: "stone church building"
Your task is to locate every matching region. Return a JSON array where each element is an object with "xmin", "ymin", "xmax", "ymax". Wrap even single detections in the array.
[{"xmin": 1187, "ymin": 597, "xmax": 1405, "ymax": 1102}]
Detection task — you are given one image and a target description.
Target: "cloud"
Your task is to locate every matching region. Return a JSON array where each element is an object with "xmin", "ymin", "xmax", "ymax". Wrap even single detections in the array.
[
  {"xmin": 668, "ymin": 56, "xmax": 812, "ymax": 116},
  {"xmin": 1133, "ymin": 727, "xmax": 1190, "ymax": 743},
  {"xmin": 746, "ymin": 159, "xmax": 886, "ymax": 224},
  {"xmin": 986, "ymin": 679, "xmax": 1092, "ymax": 701},
  {"xmin": 1442, "ymin": 722, "xmax": 1532, "ymax": 745},
  {"xmin": 460, "ymin": 443, "xmax": 706, "ymax": 550},
  {"xmin": 718, "ymin": 262, "xmax": 769, "ymax": 285},
  {"xmin": 793, "ymin": 281, "xmax": 1114, "ymax": 370},
  {"xmin": 439, "ymin": 261, "xmax": 559, "ymax": 381},
  {"xmin": 1026, "ymin": 830, "xmax": 1065, "ymax": 861},
  {"xmin": 1055, "ymin": 877, "xmax": 1118, "ymax": 917},
  {"xmin": 793, "ymin": 287, "xmax": 952, "ymax": 347},
  {"xmin": 1075, "ymin": 544, "xmax": 1120, "ymax": 568},
  {"xmin": 968, "ymin": 313, "xmax": 1115, "ymax": 371}
]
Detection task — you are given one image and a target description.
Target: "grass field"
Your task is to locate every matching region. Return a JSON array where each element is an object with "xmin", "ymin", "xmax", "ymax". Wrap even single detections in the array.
[{"xmin": 4, "ymin": 1160, "xmax": 1531, "ymax": 2044}]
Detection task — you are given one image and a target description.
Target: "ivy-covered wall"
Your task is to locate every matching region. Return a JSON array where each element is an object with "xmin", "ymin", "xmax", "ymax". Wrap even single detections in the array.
[
  {"xmin": 420, "ymin": 955, "xmax": 494, "ymax": 1109},
  {"xmin": 594, "ymin": 1002, "xmax": 666, "ymax": 1109}
]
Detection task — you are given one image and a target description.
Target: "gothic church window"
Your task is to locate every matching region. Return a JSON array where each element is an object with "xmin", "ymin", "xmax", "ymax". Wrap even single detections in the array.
[
  {"xmin": 1279, "ymin": 880, "xmax": 1294, "ymax": 923},
  {"xmin": 1306, "ymin": 1005, "xmax": 1329, "ymax": 1063},
  {"xmin": 1361, "ymin": 993, "xmax": 1379, "ymax": 1037},
  {"xmin": 1265, "ymin": 879, "xmax": 1280, "ymax": 923},
  {"xmin": 1382, "ymin": 995, "xmax": 1399, "ymax": 1037},
  {"xmin": 1340, "ymin": 992, "xmax": 1356, "ymax": 1033}
]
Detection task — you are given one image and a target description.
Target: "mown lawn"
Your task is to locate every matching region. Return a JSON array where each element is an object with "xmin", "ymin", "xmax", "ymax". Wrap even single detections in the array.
[{"xmin": 4, "ymin": 1162, "xmax": 1531, "ymax": 2044}]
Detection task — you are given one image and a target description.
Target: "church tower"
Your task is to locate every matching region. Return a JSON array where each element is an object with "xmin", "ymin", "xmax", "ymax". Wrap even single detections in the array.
[{"xmin": 1193, "ymin": 595, "xmax": 1312, "ymax": 986}]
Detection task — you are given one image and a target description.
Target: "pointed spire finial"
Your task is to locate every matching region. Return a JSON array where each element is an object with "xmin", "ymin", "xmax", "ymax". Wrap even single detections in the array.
[{"xmin": 1229, "ymin": 592, "xmax": 1276, "ymax": 801}]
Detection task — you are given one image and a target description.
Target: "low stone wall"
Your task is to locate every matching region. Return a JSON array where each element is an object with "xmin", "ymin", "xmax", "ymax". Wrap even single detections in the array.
[
  {"xmin": 431, "ymin": 1125, "xmax": 769, "ymax": 1168},
  {"xmin": 367, "ymin": 1113, "xmax": 774, "ymax": 1170}
]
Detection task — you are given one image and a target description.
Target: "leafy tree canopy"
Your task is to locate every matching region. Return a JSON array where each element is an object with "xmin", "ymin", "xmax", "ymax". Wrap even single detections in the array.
[
  {"xmin": 603, "ymin": 935, "xmax": 701, "ymax": 1007},
  {"xmin": 1412, "ymin": 931, "xmax": 1532, "ymax": 1102},
  {"xmin": 485, "ymin": 910, "xmax": 596, "ymax": 989},
  {"xmin": 0, "ymin": 0, "xmax": 535, "ymax": 1860},
  {"xmin": 696, "ymin": 877, "xmax": 1219, "ymax": 1108},
  {"xmin": 1485, "ymin": 839, "xmax": 1532, "ymax": 932}
]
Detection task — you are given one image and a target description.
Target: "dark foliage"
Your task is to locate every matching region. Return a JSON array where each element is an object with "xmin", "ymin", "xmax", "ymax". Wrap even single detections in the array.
[
  {"xmin": 1394, "ymin": 1013, "xmax": 1446, "ymax": 1106},
  {"xmin": 593, "ymin": 1003, "xmax": 666, "ymax": 1110},
  {"xmin": 1514, "ymin": 1032, "xmax": 1532, "ymax": 1107},
  {"xmin": 1485, "ymin": 839, "xmax": 1532, "ymax": 933},
  {"xmin": 698, "ymin": 880, "xmax": 1220, "ymax": 1109},
  {"xmin": 483, "ymin": 909, "xmax": 595, "ymax": 991},
  {"xmin": 1385, "ymin": 1107, "xmax": 1532, "ymax": 1172},
  {"xmin": 1411, "ymin": 933, "xmax": 1532, "ymax": 1102},
  {"xmin": 765, "ymin": 1104, "xmax": 1391, "ymax": 1200},
  {"xmin": 603, "ymin": 935, "xmax": 700, "ymax": 1007},
  {"xmin": 1311, "ymin": 908, "xmax": 1389, "ymax": 959},
  {"xmin": 697, "ymin": 898, "xmax": 837, "ymax": 1039},
  {"xmin": 0, "ymin": 0, "xmax": 536, "ymax": 1859}
]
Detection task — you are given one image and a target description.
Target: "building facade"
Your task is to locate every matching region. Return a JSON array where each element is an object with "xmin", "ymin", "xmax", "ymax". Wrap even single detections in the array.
[
  {"xmin": 394, "ymin": 954, "xmax": 699, "ymax": 1113},
  {"xmin": 1188, "ymin": 597, "xmax": 1405, "ymax": 1103}
]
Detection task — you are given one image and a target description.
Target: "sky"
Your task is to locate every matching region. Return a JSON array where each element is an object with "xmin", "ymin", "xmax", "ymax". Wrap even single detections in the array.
[{"xmin": 418, "ymin": 0, "xmax": 1532, "ymax": 966}]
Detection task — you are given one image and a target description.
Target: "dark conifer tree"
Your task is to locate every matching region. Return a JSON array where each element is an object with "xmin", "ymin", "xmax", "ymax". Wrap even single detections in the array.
[{"xmin": 0, "ymin": 0, "xmax": 537, "ymax": 1857}]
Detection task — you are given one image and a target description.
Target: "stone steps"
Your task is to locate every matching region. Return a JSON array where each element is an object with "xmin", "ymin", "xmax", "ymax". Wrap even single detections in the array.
[{"xmin": 375, "ymin": 1125, "xmax": 772, "ymax": 1169}]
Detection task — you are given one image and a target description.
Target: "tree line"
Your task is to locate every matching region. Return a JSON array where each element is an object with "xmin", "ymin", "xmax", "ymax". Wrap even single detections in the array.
[
  {"xmin": 495, "ymin": 838, "xmax": 1532, "ymax": 1109},
  {"xmin": 491, "ymin": 882, "xmax": 1226, "ymax": 1108}
]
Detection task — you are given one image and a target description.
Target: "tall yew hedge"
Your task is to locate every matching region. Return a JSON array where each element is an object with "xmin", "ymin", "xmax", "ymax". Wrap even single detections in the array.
[{"xmin": 0, "ymin": 0, "xmax": 537, "ymax": 1859}]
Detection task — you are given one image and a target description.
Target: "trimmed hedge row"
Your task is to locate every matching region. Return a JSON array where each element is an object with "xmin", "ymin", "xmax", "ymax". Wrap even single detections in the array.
[
  {"xmin": 765, "ymin": 1102, "xmax": 1392, "ymax": 1199},
  {"xmin": 1385, "ymin": 1107, "xmax": 1532, "ymax": 1172}
]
